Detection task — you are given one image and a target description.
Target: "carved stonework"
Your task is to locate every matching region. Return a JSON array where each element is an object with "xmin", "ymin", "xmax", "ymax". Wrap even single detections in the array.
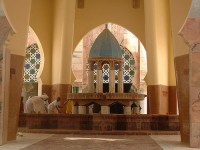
[
  {"xmin": 179, "ymin": 0, "xmax": 200, "ymax": 147},
  {"xmin": 0, "ymin": 16, "xmax": 14, "ymax": 145},
  {"xmin": 88, "ymin": 56, "xmax": 124, "ymax": 94}
]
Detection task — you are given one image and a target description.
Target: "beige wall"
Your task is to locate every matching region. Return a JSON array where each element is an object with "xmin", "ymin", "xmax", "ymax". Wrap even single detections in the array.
[
  {"xmin": 170, "ymin": 0, "xmax": 192, "ymax": 57},
  {"xmin": 29, "ymin": 0, "xmax": 54, "ymax": 85},
  {"xmin": 74, "ymin": 0, "xmax": 145, "ymax": 49},
  {"xmin": 3, "ymin": 0, "xmax": 32, "ymax": 56}
]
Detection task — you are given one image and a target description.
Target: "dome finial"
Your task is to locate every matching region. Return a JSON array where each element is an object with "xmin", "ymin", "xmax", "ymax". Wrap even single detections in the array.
[{"xmin": 105, "ymin": 23, "xmax": 108, "ymax": 29}]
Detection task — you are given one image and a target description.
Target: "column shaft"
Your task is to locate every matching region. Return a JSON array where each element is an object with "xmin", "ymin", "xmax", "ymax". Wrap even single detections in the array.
[
  {"xmin": 78, "ymin": 106, "xmax": 86, "ymax": 114},
  {"xmin": 96, "ymin": 70, "xmax": 103, "ymax": 93},
  {"xmin": 72, "ymin": 106, "xmax": 78, "ymax": 114},
  {"xmin": 101, "ymin": 106, "xmax": 110, "ymax": 114},
  {"xmin": 109, "ymin": 70, "xmax": 115, "ymax": 93},
  {"xmin": 118, "ymin": 69, "xmax": 124, "ymax": 93},
  {"xmin": 88, "ymin": 70, "xmax": 94, "ymax": 93},
  {"xmin": 124, "ymin": 106, "xmax": 132, "ymax": 115}
]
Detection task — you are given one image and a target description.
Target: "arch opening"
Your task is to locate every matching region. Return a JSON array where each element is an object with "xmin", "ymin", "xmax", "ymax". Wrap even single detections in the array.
[
  {"xmin": 21, "ymin": 27, "xmax": 44, "ymax": 106},
  {"xmin": 72, "ymin": 22, "xmax": 147, "ymax": 114}
]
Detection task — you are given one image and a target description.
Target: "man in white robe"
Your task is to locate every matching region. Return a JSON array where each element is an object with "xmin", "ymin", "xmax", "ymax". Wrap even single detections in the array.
[
  {"xmin": 24, "ymin": 94, "xmax": 49, "ymax": 114},
  {"xmin": 48, "ymin": 97, "xmax": 61, "ymax": 114}
]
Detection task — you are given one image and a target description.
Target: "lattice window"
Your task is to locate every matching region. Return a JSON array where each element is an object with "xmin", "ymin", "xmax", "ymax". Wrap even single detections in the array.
[
  {"xmin": 102, "ymin": 63, "xmax": 110, "ymax": 83},
  {"xmin": 115, "ymin": 64, "xmax": 119, "ymax": 83},
  {"xmin": 94, "ymin": 63, "xmax": 97, "ymax": 83},
  {"xmin": 121, "ymin": 46, "xmax": 135, "ymax": 83},
  {"xmin": 23, "ymin": 43, "xmax": 41, "ymax": 82}
]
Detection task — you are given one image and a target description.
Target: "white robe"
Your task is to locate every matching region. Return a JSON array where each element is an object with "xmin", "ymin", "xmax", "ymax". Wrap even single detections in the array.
[
  {"xmin": 48, "ymin": 100, "xmax": 60, "ymax": 114},
  {"xmin": 24, "ymin": 96, "xmax": 48, "ymax": 114}
]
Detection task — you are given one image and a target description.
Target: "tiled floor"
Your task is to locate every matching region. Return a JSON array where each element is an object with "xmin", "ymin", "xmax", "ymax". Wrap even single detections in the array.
[{"xmin": 0, "ymin": 133, "xmax": 199, "ymax": 150}]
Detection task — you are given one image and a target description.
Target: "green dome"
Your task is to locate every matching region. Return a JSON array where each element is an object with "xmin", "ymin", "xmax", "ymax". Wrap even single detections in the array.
[{"xmin": 89, "ymin": 29, "xmax": 122, "ymax": 58}]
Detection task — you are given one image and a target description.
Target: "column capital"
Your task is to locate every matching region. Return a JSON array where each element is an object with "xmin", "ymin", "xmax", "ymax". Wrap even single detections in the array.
[
  {"xmin": 109, "ymin": 61, "xmax": 115, "ymax": 70},
  {"xmin": 88, "ymin": 61, "xmax": 94, "ymax": 70},
  {"xmin": 97, "ymin": 61, "xmax": 102, "ymax": 70}
]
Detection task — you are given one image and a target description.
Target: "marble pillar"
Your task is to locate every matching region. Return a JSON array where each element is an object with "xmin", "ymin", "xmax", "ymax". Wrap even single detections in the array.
[
  {"xmin": 8, "ymin": 54, "xmax": 24, "ymax": 141},
  {"xmin": 0, "ymin": 17, "xmax": 13, "ymax": 145},
  {"xmin": 179, "ymin": 0, "xmax": 200, "ymax": 147},
  {"xmin": 101, "ymin": 106, "xmax": 110, "ymax": 114},
  {"xmin": 88, "ymin": 71, "xmax": 94, "ymax": 93},
  {"xmin": 118, "ymin": 63, "xmax": 124, "ymax": 93},
  {"xmin": 88, "ymin": 63, "xmax": 94, "ymax": 93},
  {"xmin": 72, "ymin": 106, "xmax": 78, "ymax": 114},
  {"xmin": 124, "ymin": 106, "xmax": 132, "ymax": 115},
  {"xmin": 174, "ymin": 54, "xmax": 190, "ymax": 143},
  {"xmin": 109, "ymin": 68, "xmax": 115, "ymax": 93},
  {"xmin": 78, "ymin": 106, "xmax": 86, "ymax": 114},
  {"xmin": 96, "ymin": 69, "xmax": 103, "ymax": 93},
  {"xmin": 132, "ymin": 107, "xmax": 140, "ymax": 114}
]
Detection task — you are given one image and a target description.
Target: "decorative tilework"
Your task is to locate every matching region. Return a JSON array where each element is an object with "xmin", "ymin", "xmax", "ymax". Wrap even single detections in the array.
[
  {"xmin": 23, "ymin": 43, "xmax": 41, "ymax": 82},
  {"xmin": 102, "ymin": 63, "xmax": 110, "ymax": 83},
  {"xmin": 121, "ymin": 45, "xmax": 135, "ymax": 83}
]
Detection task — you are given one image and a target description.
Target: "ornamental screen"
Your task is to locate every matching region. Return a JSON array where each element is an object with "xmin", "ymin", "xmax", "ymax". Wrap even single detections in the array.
[
  {"xmin": 23, "ymin": 43, "xmax": 41, "ymax": 82},
  {"xmin": 90, "ymin": 45, "xmax": 135, "ymax": 84}
]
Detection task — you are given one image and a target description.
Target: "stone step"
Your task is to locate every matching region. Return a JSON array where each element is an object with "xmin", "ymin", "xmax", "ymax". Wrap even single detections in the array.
[{"xmin": 18, "ymin": 128, "xmax": 180, "ymax": 135}]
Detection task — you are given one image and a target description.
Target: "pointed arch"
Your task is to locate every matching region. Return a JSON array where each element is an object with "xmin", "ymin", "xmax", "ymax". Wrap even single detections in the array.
[
  {"xmin": 72, "ymin": 22, "xmax": 147, "ymax": 94},
  {"xmin": 24, "ymin": 27, "xmax": 44, "ymax": 96}
]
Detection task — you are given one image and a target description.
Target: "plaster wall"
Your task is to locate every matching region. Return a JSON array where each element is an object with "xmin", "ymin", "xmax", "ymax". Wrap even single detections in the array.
[{"xmin": 74, "ymin": 0, "xmax": 145, "ymax": 50}]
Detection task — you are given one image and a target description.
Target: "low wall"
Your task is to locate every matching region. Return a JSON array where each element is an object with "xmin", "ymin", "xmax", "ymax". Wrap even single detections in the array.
[{"xmin": 19, "ymin": 114, "xmax": 179, "ymax": 131}]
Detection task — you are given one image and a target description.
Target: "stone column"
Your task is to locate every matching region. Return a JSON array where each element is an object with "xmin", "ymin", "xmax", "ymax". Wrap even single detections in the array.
[
  {"xmin": 96, "ymin": 61, "xmax": 103, "ymax": 93},
  {"xmin": 179, "ymin": 1, "xmax": 200, "ymax": 147},
  {"xmin": 118, "ymin": 62, "xmax": 124, "ymax": 93},
  {"xmin": 52, "ymin": 0, "xmax": 76, "ymax": 85},
  {"xmin": 144, "ymin": 0, "xmax": 171, "ymax": 114},
  {"xmin": 51, "ymin": 0, "xmax": 76, "ymax": 113},
  {"xmin": 78, "ymin": 106, "xmax": 86, "ymax": 114},
  {"xmin": 109, "ymin": 61, "xmax": 115, "ymax": 93},
  {"xmin": 88, "ymin": 62, "xmax": 94, "ymax": 93},
  {"xmin": 124, "ymin": 106, "xmax": 132, "ymax": 115},
  {"xmin": 72, "ymin": 106, "xmax": 78, "ymax": 114},
  {"xmin": 132, "ymin": 107, "xmax": 140, "ymax": 114},
  {"xmin": 0, "ymin": 17, "xmax": 13, "ymax": 145},
  {"xmin": 101, "ymin": 106, "xmax": 110, "ymax": 114}
]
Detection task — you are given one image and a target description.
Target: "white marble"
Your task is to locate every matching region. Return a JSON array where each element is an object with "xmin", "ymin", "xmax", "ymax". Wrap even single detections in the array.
[
  {"xmin": 72, "ymin": 106, "xmax": 78, "ymax": 114},
  {"xmin": 101, "ymin": 106, "xmax": 110, "ymax": 114},
  {"xmin": 88, "ymin": 70, "xmax": 94, "ymax": 93},
  {"xmin": 124, "ymin": 106, "xmax": 131, "ymax": 115},
  {"xmin": 109, "ymin": 70, "xmax": 115, "ymax": 93},
  {"xmin": 78, "ymin": 106, "xmax": 86, "ymax": 114}
]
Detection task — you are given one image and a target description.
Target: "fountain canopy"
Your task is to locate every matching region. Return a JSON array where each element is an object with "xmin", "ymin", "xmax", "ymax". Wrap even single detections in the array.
[
  {"xmin": 89, "ymin": 28, "xmax": 122, "ymax": 58},
  {"xmin": 68, "ymin": 27, "xmax": 145, "ymax": 115}
]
